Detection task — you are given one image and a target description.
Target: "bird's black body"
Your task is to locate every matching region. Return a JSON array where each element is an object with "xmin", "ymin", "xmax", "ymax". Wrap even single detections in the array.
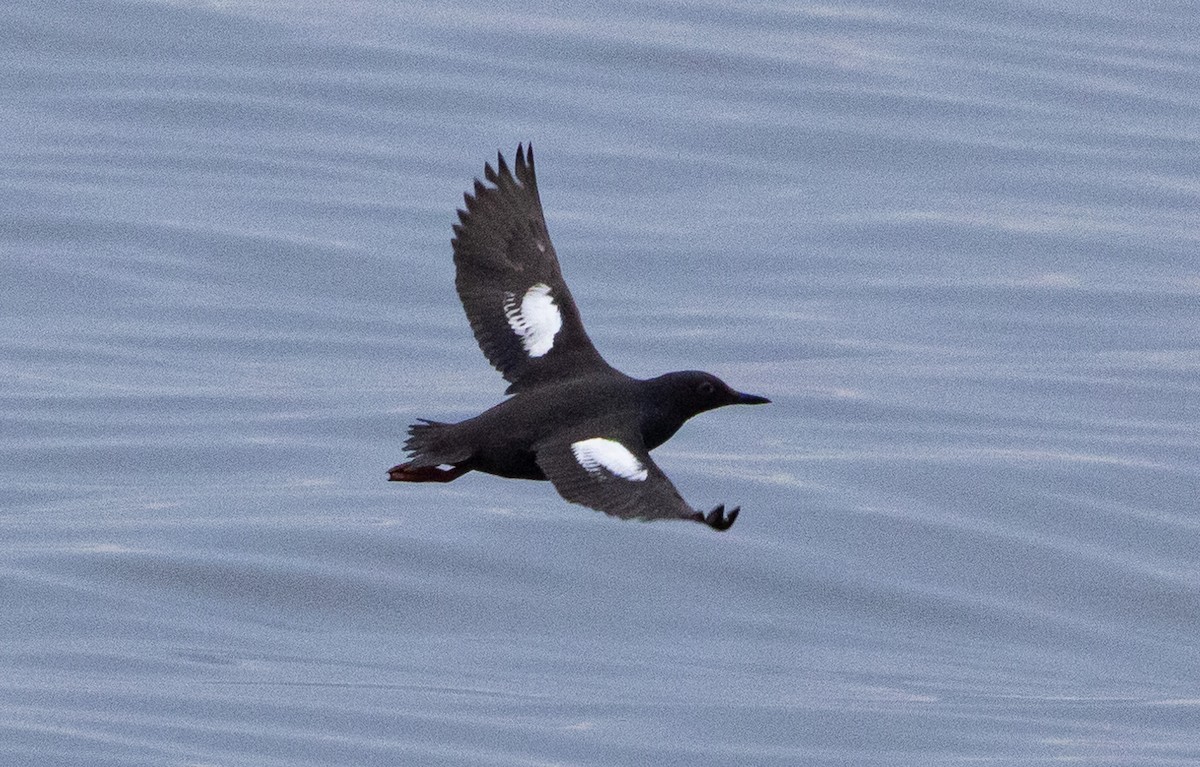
[
  {"xmin": 389, "ymin": 145, "xmax": 768, "ymax": 530},
  {"xmin": 408, "ymin": 370, "xmax": 760, "ymax": 481}
]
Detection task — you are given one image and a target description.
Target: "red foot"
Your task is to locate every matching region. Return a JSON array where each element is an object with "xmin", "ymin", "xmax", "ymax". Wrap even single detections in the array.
[{"xmin": 387, "ymin": 462, "xmax": 470, "ymax": 483}]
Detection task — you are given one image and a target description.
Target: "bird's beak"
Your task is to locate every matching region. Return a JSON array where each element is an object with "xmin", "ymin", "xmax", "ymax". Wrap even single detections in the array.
[{"xmin": 734, "ymin": 391, "xmax": 771, "ymax": 405}]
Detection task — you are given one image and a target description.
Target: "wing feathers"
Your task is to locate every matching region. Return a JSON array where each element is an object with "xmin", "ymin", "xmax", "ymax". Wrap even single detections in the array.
[
  {"xmin": 451, "ymin": 144, "xmax": 616, "ymax": 391},
  {"xmin": 535, "ymin": 420, "xmax": 700, "ymax": 523}
]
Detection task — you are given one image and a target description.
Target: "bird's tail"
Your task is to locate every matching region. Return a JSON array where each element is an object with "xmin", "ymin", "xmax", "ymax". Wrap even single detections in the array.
[{"xmin": 402, "ymin": 419, "xmax": 472, "ymax": 468}]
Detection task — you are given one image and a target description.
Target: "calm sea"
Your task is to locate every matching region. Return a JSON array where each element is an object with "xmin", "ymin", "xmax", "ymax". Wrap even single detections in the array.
[{"xmin": 3, "ymin": 1, "xmax": 1199, "ymax": 764}]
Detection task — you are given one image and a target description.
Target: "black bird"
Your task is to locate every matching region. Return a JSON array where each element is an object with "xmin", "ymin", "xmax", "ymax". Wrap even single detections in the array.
[{"xmin": 388, "ymin": 145, "xmax": 769, "ymax": 530}]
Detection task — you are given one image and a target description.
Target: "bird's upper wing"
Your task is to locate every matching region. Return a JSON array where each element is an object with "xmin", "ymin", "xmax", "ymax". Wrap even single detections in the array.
[
  {"xmin": 533, "ymin": 416, "xmax": 704, "ymax": 524},
  {"xmin": 452, "ymin": 144, "xmax": 617, "ymax": 393}
]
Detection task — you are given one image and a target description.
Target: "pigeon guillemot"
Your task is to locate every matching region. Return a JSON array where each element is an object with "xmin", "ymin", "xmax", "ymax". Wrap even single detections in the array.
[{"xmin": 388, "ymin": 145, "xmax": 769, "ymax": 530}]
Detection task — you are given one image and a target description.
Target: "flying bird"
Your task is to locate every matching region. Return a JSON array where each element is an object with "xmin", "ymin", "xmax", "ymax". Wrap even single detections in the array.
[{"xmin": 388, "ymin": 145, "xmax": 769, "ymax": 530}]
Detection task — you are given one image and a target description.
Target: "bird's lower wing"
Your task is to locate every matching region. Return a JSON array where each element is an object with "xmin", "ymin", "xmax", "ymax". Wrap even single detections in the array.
[{"xmin": 533, "ymin": 421, "xmax": 699, "ymax": 523}]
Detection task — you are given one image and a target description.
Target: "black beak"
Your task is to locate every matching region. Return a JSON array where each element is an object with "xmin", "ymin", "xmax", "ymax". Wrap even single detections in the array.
[{"xmin": 734, "ymin": 391, "xmax": 771, "ymax": 405}]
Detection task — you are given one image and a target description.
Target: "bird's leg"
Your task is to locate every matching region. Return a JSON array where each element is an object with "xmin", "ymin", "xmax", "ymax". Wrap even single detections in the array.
[
  {"xmin": 387, "ymin": 462, "xmax": 471, "ymax": 483},
  {"xmin": 691, "ymin": 504, "xmax": 740, "ymax": 531}
]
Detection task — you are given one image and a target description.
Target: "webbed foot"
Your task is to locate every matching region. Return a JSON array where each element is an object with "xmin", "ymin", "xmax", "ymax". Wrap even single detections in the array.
[{"xmin": 387, "ymin": 462, "xmax": 470, "ymax": 483}]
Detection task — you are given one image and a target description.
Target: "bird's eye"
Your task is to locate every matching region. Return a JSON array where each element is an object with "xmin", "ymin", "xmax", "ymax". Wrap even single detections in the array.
[{"xmin": 698, "ymin": 380, "xmax": 715, "ymax": 396}]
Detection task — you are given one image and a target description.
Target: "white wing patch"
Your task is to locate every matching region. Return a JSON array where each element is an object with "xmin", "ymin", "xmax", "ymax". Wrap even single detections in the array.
[
  {"xmin": 571, "ymin": 438, "xmax": 649, "ymax": 482},
  {"xmin": 504, "ymin": 283, "xmax": 562, "ymax": 357}
]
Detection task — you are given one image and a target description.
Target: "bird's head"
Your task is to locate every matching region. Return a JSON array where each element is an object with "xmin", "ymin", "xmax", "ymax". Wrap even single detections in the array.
[{"xmin": 654, "ymin": 370, "xmax": 770, "ymax": 418}]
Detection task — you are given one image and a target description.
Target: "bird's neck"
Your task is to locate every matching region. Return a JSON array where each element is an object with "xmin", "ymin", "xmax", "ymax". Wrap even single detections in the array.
[{"xmin": 636, "ymin": 377, "xmax": 692, "ymax": 450}]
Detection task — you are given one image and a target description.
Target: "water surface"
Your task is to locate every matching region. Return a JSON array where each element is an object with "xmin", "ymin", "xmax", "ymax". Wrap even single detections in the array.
[{"xmin": 3, "ymin": 1, "xmax": 1200, "ymax": 764}]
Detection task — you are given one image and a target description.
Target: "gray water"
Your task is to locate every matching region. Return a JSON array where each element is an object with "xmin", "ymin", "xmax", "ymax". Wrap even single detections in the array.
[{"xmin": 4, "ymin": 1, "xmax": 1200, "ymax": 764}]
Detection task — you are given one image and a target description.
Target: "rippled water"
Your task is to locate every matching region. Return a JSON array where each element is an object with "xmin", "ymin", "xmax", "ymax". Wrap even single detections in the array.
[{"xmin": 4, "ymin": 1, "xmax": 1200, "ymax": 764}]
